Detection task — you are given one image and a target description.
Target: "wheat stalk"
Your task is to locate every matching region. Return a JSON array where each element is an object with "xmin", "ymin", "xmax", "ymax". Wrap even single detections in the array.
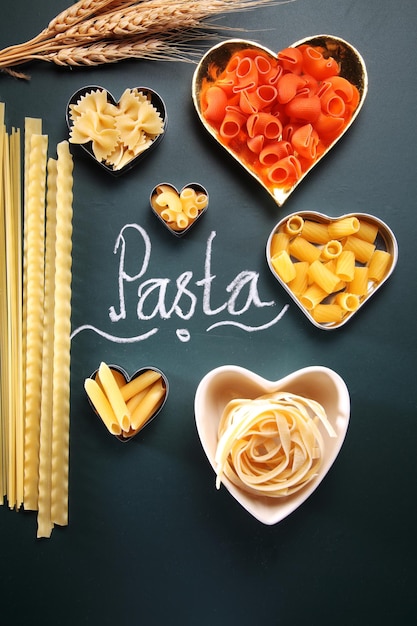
[
  {"xmin": 0, "ymin": 0, "xmax": 291, "ymax": 77},
  {"xmin": 42, "ymin": 35, "xmax": 205, "ymax": 66}
]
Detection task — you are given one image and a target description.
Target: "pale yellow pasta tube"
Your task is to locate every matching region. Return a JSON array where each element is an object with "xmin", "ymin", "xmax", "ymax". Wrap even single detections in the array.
[
  {"xmin": 120, "ymin": 369, "xmax": 162, "ymax": 402},
  {"xmin": 155, "ymin": 189, "xmax": 183, "ymax": 213},
  {"xmin": 195, "ymin": 193, "xmax": 208, "ymax": 210},
  {"xmin": 270, "ymin": 231, "xmax": 289, "ymax": 256},
  {"xmin": 130, "ymin": 378, "xmax": 166, "ymax": 431},
  {"xmin": 84, "ymin": 378, "xmax": 122, "ymax": 436},
  {"xmin": 312, "ymin": 303, "xmax": 344, "ymax": 324},
  {"xmin": 51, "ymin": 140, "xmax": 73, "ymax": 527},
  {"xmin": 284, "ymin": 214, "xmax": 304, "ymax": 236},
  {"xmin": 335, "ymin": 250, "xmax": 355, "ymax": 282},
  {"xmin": 308, "ymin": 259, "xmax": 341, "ymax": 294},
  {"xmin": 321, "ymin": 239, "xmax": 343, "ymax": 260},
  {"xmin": 289, "ymin": 236, "xmax": 321, "ymax": 264},
  {"xmin": 271, "ymin": 250, "xmax": 296, "ymax": 283},
  {"xmin": 174, "ymin": 212, "xmax": 189, "ymax": 230},
  {"xmin": 343, "ymin": 235, "xmax": 375, "ymax": 264},
  {"xmin": 356, "ymin": 219, "xmax": 378, "ymax": 243},
  {"xmin": 299, "ymin": 284, "xmax": 327, "ymax": 310},
  {"xmin": 97, "ymin": 361, "xmax": 131, "ymax": 432},
  {"xmin": 367, "ymin": 249, "xmax": 392, "ymax": 282},
  {"xmin": 23, "ymin": 133, "xmax": 48, "ymax": 512},
  {"xmin": 328, "ymin": 216, "xmax": 360, "ymax": 238},
  {"xmin": 334, "ymin": 292, "xmax": 360, "ymax": 312},
  {"xmin": 348, "ymin": 266, "xmax": 369, "ymax": 296},
  {"xmin": 160, "ymin": 208, "xmax": 184, "ymax": 224},
  {"xmin": 288, "ymin": 262, "xmax": 309, "ymax": 296},
  {"xmin": 301, "ymin": 220, "xmax": 329, "ymax": 244},
  {"xmin": 182, "ymin": 203, "xmax": 199, "ymax": 220}
]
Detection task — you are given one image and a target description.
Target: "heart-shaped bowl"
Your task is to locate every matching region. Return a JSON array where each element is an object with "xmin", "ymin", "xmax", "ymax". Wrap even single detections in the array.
[
  {"xmin": 87, "ymin": 364, "xmax": 169, "ymax": 442},
  {"xmin": 266, "ymin": 211, "xmax": 398, "ymax": 330},
  {"xmin": 192, "ymin": 35, "xmax": 368, "ymax": 206},
  {"xmin": 150, "ymin": 181, "xmax": 209, "ymax": 237},
  {"xmin": 195, "ymin": 365, "xmax": 350, "ymax": 525},
  {"xmin": 66, "ymin": 85, "xmax": 167, "ymax": 176}
]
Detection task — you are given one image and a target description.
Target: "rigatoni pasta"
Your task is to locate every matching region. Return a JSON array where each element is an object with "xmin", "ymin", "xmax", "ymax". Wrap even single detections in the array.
[{"xmin": 268, "ymin": 212, "xmax": 395, "ymax": 327}]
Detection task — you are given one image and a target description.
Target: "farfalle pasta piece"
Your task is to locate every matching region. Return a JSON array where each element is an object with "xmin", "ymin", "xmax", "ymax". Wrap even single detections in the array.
[
  {"xmin": 70, "ymin": 110, "xmax": 119, "ymax": 162},
  {"xmin": 69, "ymin": 88, "xmax": 164, "ymax": 170}
]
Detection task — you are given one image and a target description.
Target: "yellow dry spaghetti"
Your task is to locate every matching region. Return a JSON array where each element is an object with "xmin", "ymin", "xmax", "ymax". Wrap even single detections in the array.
[
  {"xmin": 23, "ymin": 133, "xmax": 48, "ymax": 511},
  {"xmin": 36, "ymin": 157, "xmax": 58, "ymax": 539},
  {"xmin": 215, "ymin": 391, "xmax": 336, "ymax": 497},
  {"xmin": 50, "ymin": 141, "xmax": 73, "ymax": 528}
]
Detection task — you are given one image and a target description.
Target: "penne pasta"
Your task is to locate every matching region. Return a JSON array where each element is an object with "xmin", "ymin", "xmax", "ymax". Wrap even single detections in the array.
[
  {"xmin": 97, "ymin": 361, "xmax": 131, "ymax": 432},
  {"xmin": 84, "ymin": 379, "xmax": 122, "ymax": 436},
  {"xmin": 121, "ymin": 369, "xmax": 162, "ymax": 402},
  {"xmin": 130, "ymin": 379, "xmax": 166, "ymax": 431}
]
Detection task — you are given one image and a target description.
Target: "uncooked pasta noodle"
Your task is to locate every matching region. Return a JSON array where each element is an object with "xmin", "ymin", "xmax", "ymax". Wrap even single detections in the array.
[
  {"xmin": 51, "ymin": 141, "xmax": 73, "ymax": 527},
  {"xmin": 215, "ymin": 391, "xmax": 336, "ymax": 497},
  {"xmin": 69, "ymin": 88, "xmax": 164, "ymax": 170},
  {"xmin": 151, "ymin": 184, "xmax": 208, "ymax": 233},
  {"xmin": 199, "ymin": 43, "xmax": 362, "ymax": 193},
  {"xmin": 268, "ymin": 213, "xmax": 394, "ymax": 327}
]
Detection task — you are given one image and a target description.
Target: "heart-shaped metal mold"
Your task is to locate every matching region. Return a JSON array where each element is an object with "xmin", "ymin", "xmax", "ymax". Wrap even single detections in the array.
[
  {"xmin": 66, "ymin": 85, "xmax": 167, "ymax": 176},
  {"xmin": 192, "ymin": 35, "xmax": 368, "ymax": 206},
  {"xmin": 195, "ymin": 365, "xmax": 350, "ymax": 525},
  {"xmin": 87, "ymin": 364, "xmax": 169, "ymax": 442},
  {"xmin": 266, "ymin": 211, "xmax": 398, "ymax": 329},
  {"xmin": 150, "ymin": 182, "xmax": 209, "ymax": 236}
]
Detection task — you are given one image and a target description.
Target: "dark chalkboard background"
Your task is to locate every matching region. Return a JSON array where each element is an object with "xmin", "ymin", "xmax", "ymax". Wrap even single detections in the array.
[{"xmin": 1, "ymin": 1, "xmax": 416, "ymax": 624}]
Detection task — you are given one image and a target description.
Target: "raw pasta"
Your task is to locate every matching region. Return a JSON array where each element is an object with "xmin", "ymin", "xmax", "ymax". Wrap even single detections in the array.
[
  {"xmin": 151, "ymin": 185, "xmax": 208, "ymax": 233},
  {"xmin": 85, "ymin": 363, "xmax": 167, "ymax": 439},
  {"xmin": 200, "ymin": 43, "xmax": 362, "ymax": 193},
  {"xmin": 268, "ymin": 213, "xmax": 393, "ymax": 326},
  {"xmin": 69, "ymin": 88, "xmax": 164, "ymax": 170},
  {"xmin": 215, "ymin": 391, "xmax": 336, "ymax": 497}
]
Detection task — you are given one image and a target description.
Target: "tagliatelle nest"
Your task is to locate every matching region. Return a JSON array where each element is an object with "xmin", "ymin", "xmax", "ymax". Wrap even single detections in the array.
[
  {"xmin": 69, "ymin": 88, "xmax": 165, "ymax": 169},
  {"xmin": 215, "ymin": 391, "xmax": 336, "ymax": 497}
]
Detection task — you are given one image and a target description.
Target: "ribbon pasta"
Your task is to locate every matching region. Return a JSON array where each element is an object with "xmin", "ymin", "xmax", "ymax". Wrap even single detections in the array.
[{"xmin": 215, "ymin": 391, "xmax": 336, "ymax": 497}]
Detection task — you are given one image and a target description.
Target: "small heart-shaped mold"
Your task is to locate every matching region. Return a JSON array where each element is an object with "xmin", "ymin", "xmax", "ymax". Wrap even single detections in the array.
[
  {"xmin": 87, "ymin": 363, "xmax": 169, "ymax": 442},
  {"xmin": 150, "ymin": 182, "xmax": 209, "ymax": 237},
  {"xmin": 66, "ymin": 85, "xmax": 167, "ymax": 176},
  {"xmin": 194, "ymin": 365, "xmax": 350, "ymax": 524},
  {"xmin": 266, "ymin": 211, "xmax": 398, "ymax": 329},
  {"xmin": 192, "ymin": 35, "xmax": 368, "ymax": 206}
]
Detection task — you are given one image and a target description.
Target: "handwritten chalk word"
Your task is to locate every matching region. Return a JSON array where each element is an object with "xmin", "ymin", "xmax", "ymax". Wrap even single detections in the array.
[{"xmin": 71, "ymin": 226, "xmax": 289, "ymax": 343}]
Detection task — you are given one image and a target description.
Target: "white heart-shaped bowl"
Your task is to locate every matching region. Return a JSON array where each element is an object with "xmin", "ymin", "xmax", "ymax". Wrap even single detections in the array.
[{"xmin": 194, "ymin": 365, "xmax": 350, "ymax": 525}]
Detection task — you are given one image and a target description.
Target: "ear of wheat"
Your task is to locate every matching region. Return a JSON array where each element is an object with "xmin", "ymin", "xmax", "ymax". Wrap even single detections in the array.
[{"xmin": 0, "ymin": 0, "xmax": 291, "ymax": 78}]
